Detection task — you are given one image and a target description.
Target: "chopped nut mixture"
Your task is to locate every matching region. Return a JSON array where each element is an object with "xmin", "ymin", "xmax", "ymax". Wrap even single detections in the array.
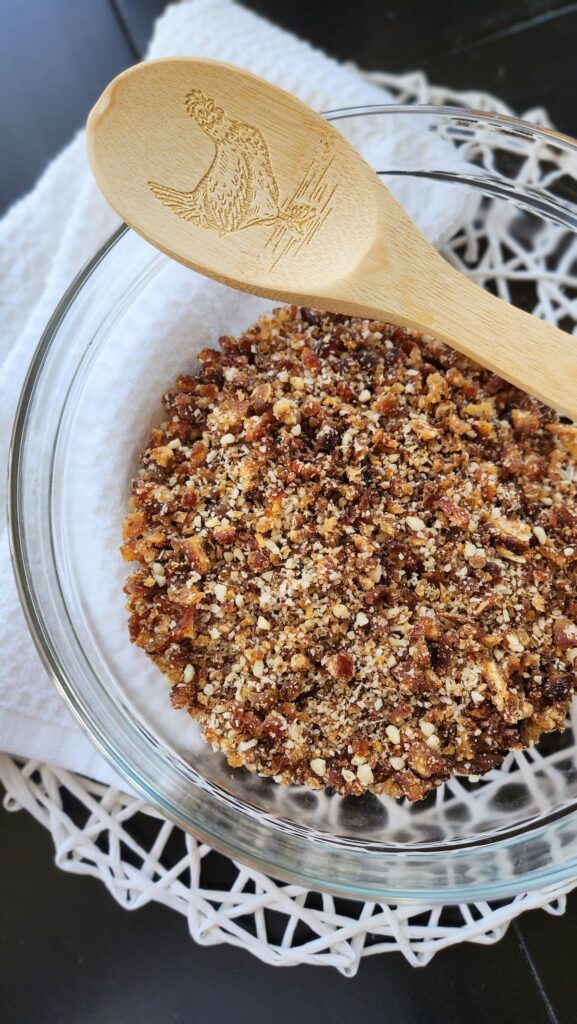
[{"xmin": 122, "ymin": 306, "xmax": 577, "ymax": 801}]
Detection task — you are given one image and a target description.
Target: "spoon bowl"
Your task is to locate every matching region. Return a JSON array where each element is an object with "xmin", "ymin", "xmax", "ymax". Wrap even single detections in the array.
[
  {"xmin": 87, "ymin": 58, "xmax": 381, "ymax": 294},
  {"xmin": 87, "ymin": 57, "xmax": 577, "ymax": 418}
]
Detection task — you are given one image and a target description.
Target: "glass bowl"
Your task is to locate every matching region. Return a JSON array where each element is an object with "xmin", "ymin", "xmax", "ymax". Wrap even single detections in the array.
[{"xmin": 10, "ymin": 106, "xmax": 577, "ymax": 904}]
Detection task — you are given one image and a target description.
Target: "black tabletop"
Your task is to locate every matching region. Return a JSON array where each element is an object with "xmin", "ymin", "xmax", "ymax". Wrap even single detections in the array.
[{"xmin": 2, "ymin": 3, "xmax": 577, "ymax": 1022}]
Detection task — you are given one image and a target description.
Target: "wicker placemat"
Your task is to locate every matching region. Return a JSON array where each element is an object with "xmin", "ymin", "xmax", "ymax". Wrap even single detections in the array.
[{"xmin": 3, "ymin": 69, "xmax": 575, "ymax": 975}]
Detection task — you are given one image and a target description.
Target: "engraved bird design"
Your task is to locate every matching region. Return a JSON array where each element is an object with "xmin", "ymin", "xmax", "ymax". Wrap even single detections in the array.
[{"xmin": 149, "ymin": 90, "xmax": 314, "ymax": 235}]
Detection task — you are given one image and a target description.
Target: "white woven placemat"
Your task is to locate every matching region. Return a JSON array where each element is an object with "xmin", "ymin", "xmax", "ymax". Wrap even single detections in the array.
[{"xmin": 2, "ymin": 68, "xmax": 576, "ymax": 975}]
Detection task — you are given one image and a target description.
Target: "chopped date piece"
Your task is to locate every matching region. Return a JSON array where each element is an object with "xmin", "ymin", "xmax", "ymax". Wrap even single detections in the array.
[
  {"xmin": 245, "ymin": 411, "xmax": 274, "ymax": 442},
  {"xmin": 406, "ymin": 740, "xmax": 446, "ymax": 779},
  {"xmin": 326, "ymin": 651, "xmax": 355, "ymax": 681},
  {"xmin": 438, "ymin": 496, "xmax": 470, "ymax": 529},
  {"xmin": 247, "ymin": 548, "xmax": 270, "ymax": 571},
  {"xmin": 541, "ymin": 671, "xmax": 575, "ymax": 705},
  {"xmin": 301, "ymin": 347, "xmax": 321, "ymax": 373},
  {"xmin": 123, "ymin": 306, "xmax": 577, "ymax": 800},
  {"xmin": 211, "ymin": 525, "xmax": 237, "ymax": 546},
  {"xmin": 316, "ymin": 422, "xmax": 341, "ymax": 451},
  {"xmin": 553, "ymin": 618, "xmax": 577, "ymax": 651},
  {"xmin": 182, "ymin": 537, "xmax": 210, "ymax": 575}
]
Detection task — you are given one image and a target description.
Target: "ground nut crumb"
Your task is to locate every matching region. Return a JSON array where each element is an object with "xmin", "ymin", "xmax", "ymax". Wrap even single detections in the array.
[
  {"xmin": 123, "ymin": 306, "xmax": 577, "ymax": 801},
  {"xmin": 332, "ymin": 603, "xmax": 350, "ymax": 619},
  {"xmin": 406, "ymin": 515, "xmax": 426, "ymax": 532},
  {"xmin": 273, "ymin": 397, "xmax": 299, "ymax": 425},
  {"xmin": 419, "ymin": 721, "xmax": 436, "ymax": 737},
  {"xmin": 239, "ymin": 738, "xmax": 258, "ymax": 752},
  {"xmin": 386, "ymin": 725, "xmax": 401, "ymax": 745},
  {"xmin": 357, "ymin": 763, "xmax": 374, "ymax": 786}
]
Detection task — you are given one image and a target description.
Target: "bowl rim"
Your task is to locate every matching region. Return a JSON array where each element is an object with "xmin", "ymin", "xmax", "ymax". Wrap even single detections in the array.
[
  {"xmin": 324, "ymin": 101, "xmax": 577, "ymax": 153},
  {"xmin": 10, "ymin": 102, "xmax": 577, "ymax": 902}
]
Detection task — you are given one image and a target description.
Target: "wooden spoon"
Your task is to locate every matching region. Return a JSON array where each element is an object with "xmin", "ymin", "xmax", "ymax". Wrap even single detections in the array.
[{"xmin": 87, "ymin": 58, "xmax": 577, "ymax": 418}]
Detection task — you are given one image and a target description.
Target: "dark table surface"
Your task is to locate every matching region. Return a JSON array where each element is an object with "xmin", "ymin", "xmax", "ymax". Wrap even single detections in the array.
[{"xmin": 2, "ymin": 2, "xmax": 577, "ymax": 1022}]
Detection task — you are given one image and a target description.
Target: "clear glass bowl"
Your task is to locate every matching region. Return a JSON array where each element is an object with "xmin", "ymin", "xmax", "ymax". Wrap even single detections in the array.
[{"xmin": 10, "ymin": 106, "xmax": 577, "ymax": 903}]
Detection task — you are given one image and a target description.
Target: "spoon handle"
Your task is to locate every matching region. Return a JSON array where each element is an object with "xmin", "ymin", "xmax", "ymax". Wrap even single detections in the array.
[
  {"xmin": 413, "ymin": 268, "xmax": 577, "ymax": 421},
  {"xmin": 337, "ymin": 250, "xmax": 577, "ymax": 420}
]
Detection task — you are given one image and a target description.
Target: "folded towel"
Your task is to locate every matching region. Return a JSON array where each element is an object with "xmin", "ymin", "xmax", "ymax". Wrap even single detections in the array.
[{"xmin": 0, "ymin": 0, "xmax": 468, "ymax": 788}]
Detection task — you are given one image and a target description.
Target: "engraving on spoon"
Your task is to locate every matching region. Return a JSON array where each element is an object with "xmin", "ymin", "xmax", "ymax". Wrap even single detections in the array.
[{"xmin": 149, "ymin": 90, "xmax": 337, "ymax": 267}]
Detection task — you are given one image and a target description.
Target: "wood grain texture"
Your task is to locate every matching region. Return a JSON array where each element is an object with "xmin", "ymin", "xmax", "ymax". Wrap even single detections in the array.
[
  {"xmin": 86, "ymin": 60, "xmax": 373, "ymax": 289},
  {"xmin": 3, "ymin": 1, "xmax": 577, "ymax": 213},
  {"xmin": 87, "ymin": 57, "xmax": 577, "ymax": 418}
]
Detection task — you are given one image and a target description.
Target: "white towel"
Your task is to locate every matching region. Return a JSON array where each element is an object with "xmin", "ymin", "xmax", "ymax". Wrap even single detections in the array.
[{"xmin": 0, "ymin": 0, "xmax": 468, "ymax": 788}]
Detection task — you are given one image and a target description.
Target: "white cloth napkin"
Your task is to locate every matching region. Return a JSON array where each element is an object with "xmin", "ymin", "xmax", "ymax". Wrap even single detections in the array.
[{"xmin": 0, "ymin": 0, "xmax": 468, "ymax": 788}]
